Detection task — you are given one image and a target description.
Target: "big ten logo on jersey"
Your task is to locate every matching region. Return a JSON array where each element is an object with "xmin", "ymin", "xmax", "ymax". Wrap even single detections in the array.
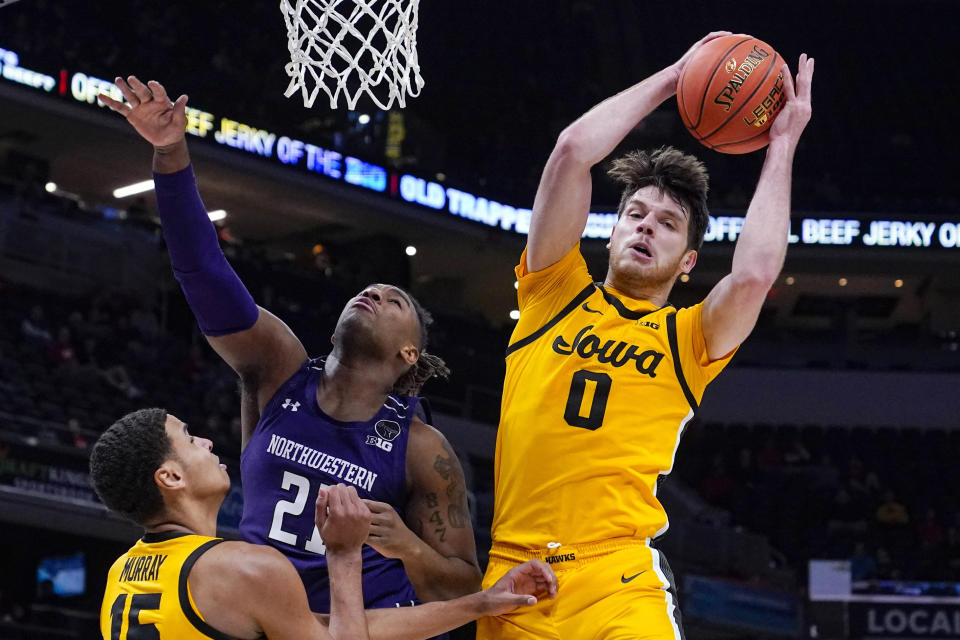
[
  {"xmin": 366, "ymin": 420, "xmax": 401, "ymax": 452},
  {"xmin": 366, "ymin": 435, "xmax": 393, "ymax": 452},
  {"xmin": 637, "ymin": 320, "xmax": 660, "ymax": 330}
]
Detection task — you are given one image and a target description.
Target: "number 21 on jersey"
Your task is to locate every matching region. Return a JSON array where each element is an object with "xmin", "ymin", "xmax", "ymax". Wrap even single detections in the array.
[{"xmin": 268, "ymin": 470, "xmax": 329, "ymax": 554}]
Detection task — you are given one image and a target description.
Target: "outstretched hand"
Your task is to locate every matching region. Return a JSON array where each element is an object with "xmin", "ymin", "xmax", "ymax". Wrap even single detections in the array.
[
  {"xmin": 99, "ymin": 76, "xmax": 188, "ymax": 148},
  {"xmin": 479, "ymin": 559, "xmax": 558, "ymax": 616},
  {"xmin": 768, "ymin": 53, "xmax": 815, "ymax": 149}
]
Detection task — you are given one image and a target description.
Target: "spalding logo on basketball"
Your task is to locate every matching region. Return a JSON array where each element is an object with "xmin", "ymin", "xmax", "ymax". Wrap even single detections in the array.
[{"xmin": 677, "ymin": 35, "xmax": 787, "ymax": 154}]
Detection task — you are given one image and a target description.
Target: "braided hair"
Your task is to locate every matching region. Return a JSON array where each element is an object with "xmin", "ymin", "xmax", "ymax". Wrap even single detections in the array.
[{"xmin": 391, "ymin": 290, "xmax": 450, "ymax": 397}]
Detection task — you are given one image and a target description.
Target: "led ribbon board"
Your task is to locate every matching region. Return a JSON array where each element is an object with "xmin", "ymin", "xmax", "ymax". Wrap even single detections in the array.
[{"xmin": 2, "ymin": 45, "xmax": 959, "ymax": 247}]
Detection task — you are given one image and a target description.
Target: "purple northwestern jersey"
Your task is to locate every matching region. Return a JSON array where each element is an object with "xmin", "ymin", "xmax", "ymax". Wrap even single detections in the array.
[{"xmin": 240, "ymin": 356, "xmax": 423, "ymax": 613}]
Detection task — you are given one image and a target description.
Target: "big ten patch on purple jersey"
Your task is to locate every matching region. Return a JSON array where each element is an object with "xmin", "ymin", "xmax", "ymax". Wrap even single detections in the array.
[{"xmin": 239, "ymin": 357, "xmax": 423, "ymax": 613}]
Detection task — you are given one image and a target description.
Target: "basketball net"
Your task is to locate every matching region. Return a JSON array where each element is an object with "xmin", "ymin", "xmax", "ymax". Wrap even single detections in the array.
[{"xmin": 281, "ymin": 0, "xmax": 424, "ymax": 111}]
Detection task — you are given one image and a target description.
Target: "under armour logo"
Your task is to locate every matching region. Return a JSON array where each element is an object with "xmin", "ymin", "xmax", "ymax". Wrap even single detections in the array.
[{"xmin": 282, "ymin": 399, "xmax": 300, "ymax": 412}]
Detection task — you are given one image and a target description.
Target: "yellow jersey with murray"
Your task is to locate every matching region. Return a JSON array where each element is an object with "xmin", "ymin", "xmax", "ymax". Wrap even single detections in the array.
[{"xmin": 100, "ymin": 531, "xmax": 238, "ymax": 640}]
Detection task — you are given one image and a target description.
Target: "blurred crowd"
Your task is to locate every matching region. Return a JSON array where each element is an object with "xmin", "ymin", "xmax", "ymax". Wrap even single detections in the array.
[{"xmin": 678, "ymin": 422, "xmax": 960, "ymax": 583}]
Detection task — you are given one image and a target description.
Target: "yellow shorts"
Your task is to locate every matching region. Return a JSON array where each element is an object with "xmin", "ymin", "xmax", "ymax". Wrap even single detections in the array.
[{"xmin": 477, "ymin": 539, "xmax": 685, "ymax": 640}]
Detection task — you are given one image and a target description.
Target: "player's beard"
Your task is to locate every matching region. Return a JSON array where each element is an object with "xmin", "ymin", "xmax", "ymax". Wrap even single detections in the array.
[{"xmin": 609, "ymin": 252, "xmax": 680, "ymax": 294}]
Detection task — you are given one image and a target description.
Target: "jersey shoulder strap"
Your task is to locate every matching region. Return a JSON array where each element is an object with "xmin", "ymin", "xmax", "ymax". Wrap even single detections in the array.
[
  {"xmin": 505, "ymin": 282, "xmax": 597, "ymax": 357},
  {"xmin": 665, "ymin": 311, "xmax": 698, "ymax": 413},
  {"xmin": 176, "ymin": 539, "xmax": 247, "ymax": 640}
]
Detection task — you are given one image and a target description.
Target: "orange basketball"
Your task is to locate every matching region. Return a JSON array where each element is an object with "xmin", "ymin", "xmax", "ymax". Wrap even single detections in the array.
[{"xmin": 677, "ymin": 35, "xmax": 787, "ymax": 154}]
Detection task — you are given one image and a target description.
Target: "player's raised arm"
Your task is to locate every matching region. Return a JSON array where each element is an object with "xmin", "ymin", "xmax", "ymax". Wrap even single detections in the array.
[
  {"xmin": 701, "ymin": 54, "xmax": 814, "ymax": 360},
  {"xmin": 100, "ymin": 77, "xmax": 307, "ymax": 428},
  {"xmin": 526, "ymin": 31, "xmax": 731, "ymax": 272}
]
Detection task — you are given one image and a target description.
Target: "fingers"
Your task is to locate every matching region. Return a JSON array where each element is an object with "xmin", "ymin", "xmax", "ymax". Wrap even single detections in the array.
[
  {"xmin": 701, "ymin": 30, "xmax": 733, "ymax": 43},
  {"xmin": 114, "ymin": 77, "xmax": 140, "ymax": 107},
  {"xmin": 98, "ymin": 93, "xmax": 130, "ymax": 116},
  {"xmin": 147, "ymin": 80, "xmax": 170, "ymax": 104},
  {"xmin": 780, "ymin": 62, "xmax": 797, "ymax": 102},
  {"xmin": 173, "ymin": 94, "xmax": 189, "ymax": 122},
  {"xmin": 315, "ymin": 488, "xmax": 329, "ymax": 529},
  {"xmin": 112, "ymin": 75, "xmax": 170, "ymax": 107},
  {"xmin": 361, "ymin": 499, "xmax": 392, "ymax": 513},
  {"xmin": 327, "ymin": 483, "xmax": 344, "ymax": 514},
  {"xmin": 342, "ymin": 483, "xmax": 360, "ymax": 504},
  {"xmin": 126, "ymin": 75, "xmax": 153, "ymax": 104},
  {"xmin": 367, "ymin": 508, "xmax": 399, "ymax": 532},
  {"xmin": 328, "ymin": 485, "xmax": 370, "ymax": 520},
  {"xmin": 343, "ymin": 485, "xmax": 371, "ymax": 523},
  {"xmin": 796, "ymin": 54, "xmax": 815, "ymax": 101},
  {"xmin": 521, "ymin": 560, "xmax": 558, "ymax": 598},
  {"xmin": 532, "ymin": 559, "xmax": 558, "ymax": 597}
]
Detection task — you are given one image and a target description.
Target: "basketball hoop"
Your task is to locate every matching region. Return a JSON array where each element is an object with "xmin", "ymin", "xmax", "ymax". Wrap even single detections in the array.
[{"xmin": 281, "ymin": 0, "xmax": 424, "ymax": 111}]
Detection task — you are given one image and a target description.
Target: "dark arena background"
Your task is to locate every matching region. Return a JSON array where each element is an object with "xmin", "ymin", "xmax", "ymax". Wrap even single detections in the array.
[{"xmin": 1, "ymin": 1, "xmax": 959, "ymax": 638}]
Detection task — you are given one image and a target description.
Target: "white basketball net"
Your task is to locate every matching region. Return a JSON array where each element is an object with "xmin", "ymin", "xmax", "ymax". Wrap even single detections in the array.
[{"xmin": 281, "ymin": 0, "xmax": 424, "ymax": 111}]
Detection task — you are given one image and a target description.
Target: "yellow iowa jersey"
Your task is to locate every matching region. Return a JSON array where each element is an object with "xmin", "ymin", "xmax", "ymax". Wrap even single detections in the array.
[
  {"xmin": 491, "ymin": 244, "xmax": 735, "ymax": 549},
  {"xmin": 100, "ymin": 531, "xmax": 235, "ymax": 640}
]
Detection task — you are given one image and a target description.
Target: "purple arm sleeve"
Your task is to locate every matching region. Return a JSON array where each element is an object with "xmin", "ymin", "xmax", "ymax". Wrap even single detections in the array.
[{"xmin": 153, "ymin": 166, "xmax": 258, "ymax": 336}]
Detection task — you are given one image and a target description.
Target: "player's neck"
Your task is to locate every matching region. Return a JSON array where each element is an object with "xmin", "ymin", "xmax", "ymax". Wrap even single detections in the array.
[
  {"xmin": 603, "ymin": 272, "xmax": 674, "ymax": 308},
  {"xmin": 318, "ymin": 351, "xmax": 395, "ymax": 422},
  {"xmin": 144, "ymin": 499, "xmax": 221, "ymax": 538}
]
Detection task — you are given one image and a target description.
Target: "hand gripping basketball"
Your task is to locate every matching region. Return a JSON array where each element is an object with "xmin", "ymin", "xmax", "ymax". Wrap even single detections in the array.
[
  {"xmin": 669, "ymin": 31, "xmax": 734, "ymax": 87},
  {"xmin": 768, "ymin": 53, "xmax": 815, "ymax": 149},
  {"xmin": 99, "ymin": 76, "xmax": 189, "ymax": 149}
]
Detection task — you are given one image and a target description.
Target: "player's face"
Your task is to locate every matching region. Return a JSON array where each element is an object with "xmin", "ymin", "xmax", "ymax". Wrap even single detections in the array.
[
  {"xmin": 163, "ymin": 414, "xmax": 231, "ymax": 498},
  {"xmin": 607, "ymin": 186, "xmax": 697, "ymax": 290},
  {"xmin": 335, "ymin": 284, "xmax": 420, "ymax": 362}
]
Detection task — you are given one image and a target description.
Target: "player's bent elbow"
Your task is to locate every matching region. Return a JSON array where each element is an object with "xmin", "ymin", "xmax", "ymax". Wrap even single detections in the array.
[
  {"xmin": 552, "ymin": 127, "xmax": 595, "ymax": 167},
  {"xmin": 730, "ymin": 268, "xmax": 777, "ymax": 298}
]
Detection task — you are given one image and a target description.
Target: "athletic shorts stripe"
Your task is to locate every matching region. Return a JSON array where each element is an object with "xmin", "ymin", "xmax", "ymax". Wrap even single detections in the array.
[{"xmin": 648, "ymin": 544, "xmax": 686, "ymax": 640}]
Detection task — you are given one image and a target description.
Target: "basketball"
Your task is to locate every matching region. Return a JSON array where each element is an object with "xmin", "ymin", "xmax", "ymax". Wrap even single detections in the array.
[{"xmin": 677, "ymin": 35, "xmax": 787, "ymax": 154}]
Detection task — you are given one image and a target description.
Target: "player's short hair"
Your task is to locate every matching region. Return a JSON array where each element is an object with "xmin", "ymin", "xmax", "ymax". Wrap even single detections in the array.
[
  {"xmin": 391, "ymin": 289, "xmax": 450, "ymax": 396},
  {"xmin": 90, "ymin": 408, "xmax": 172, "ymax": 526},
  {"xmin": 608, "ymin": 146, "xmax": 710, "ymax": 251}
]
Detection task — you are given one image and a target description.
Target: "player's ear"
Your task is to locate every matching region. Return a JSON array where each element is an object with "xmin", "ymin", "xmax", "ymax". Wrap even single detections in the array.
[
  {"xmin": 680, "ymin": 249, "xmax": 698, "ymax": 274},
  {"xmin": 400, "ymin": 343, "xmax": 419, "ymax": 366},
  {"xmin": 155, "ymin": 460, "xmax": 185, "ymax": 491}
]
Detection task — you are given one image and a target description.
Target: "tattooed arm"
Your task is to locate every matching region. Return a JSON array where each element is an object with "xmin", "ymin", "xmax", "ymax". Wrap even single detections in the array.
[{"xmin": 364, "ymin": 419, "xmax": 482, "ymax": 602}]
